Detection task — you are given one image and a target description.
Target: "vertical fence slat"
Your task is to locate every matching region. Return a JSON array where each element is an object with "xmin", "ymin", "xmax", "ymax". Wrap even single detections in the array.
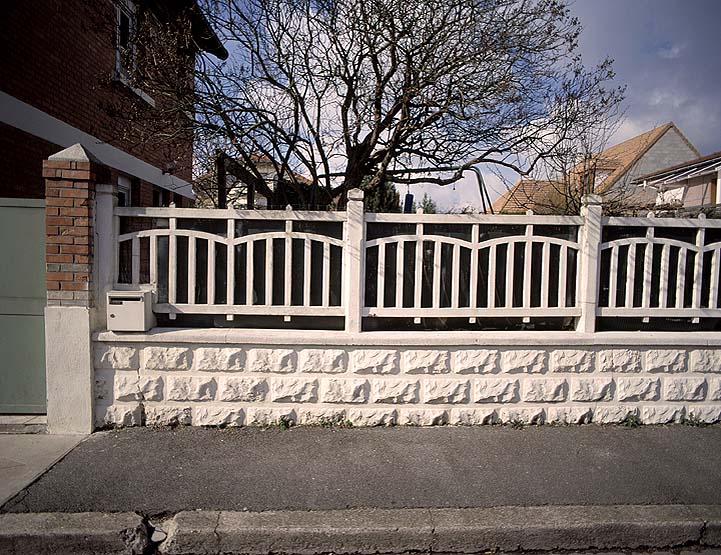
[
  {"xmin": 265, "ymin": 237, "xmax": 274, "ymax": 306},
  {"xmin": 540, "ymin": 241, "xmax": 550, "ymax": 309},
  {"xmin": 168, "ymin": 218, "xmax": 177, "ymax": 304},
  {"xmin": 284, "ymin": 221, "xmax": 292, "ymax": 307},
  {"xmin": 149, "ymin": 235, "xmax": 157, "ymax": 287},
  {"xmin": 676, "ymin": 247, "xmax": 687, "ymax": 309},
  {"xmin": 451, "ymin": 243, "xmax": 460, "ymax": 309},
  {"xmin": 131, "ymin": 236, "xmax": 140, "ymax": 285},
  {"xmin": 377, "ymin": 243, "xmax": 386, "ymax": 309},
  {"xmin": 188, "ymin": 236, "xmax": 196, "ymax": 304},
  {"xmin": 504, "ymin": 241, "xmax": 515, "ymax": 308},
  {"xmin": 395, "ymin": 241, "xmax": 404, "ymax": 308},
  {"xmin": 113, "ymin": 214, "xmax": 120, "ymax": 285},
  {"xmin": 227, "ymin": 220, "xmax": 235, "ymax": 307},
  {"xmin": 523, "ymin": 228, "xmax": 532, "ymax": 308},
  {"xmin": 692, "ymin": 228, "xmax": 705, "ymax": 309},
  {"xmin": 246, "ymin": 240, "xmax": 254, "ymax": 305},
  {"xmin": 303, "ymin": 239, "xmax": 312, "ymax": 306},
  {"xmin": 625, "ymin": 244, "xmax": 636, "ymax": 308},
  {"xmin": 207, "ymin": 240, "xmax": 215, "ymax": 304},
  {"xmin": 469, "ymin": 225, "xmax": 479, "ymax": 309},
  {"xmin": 432, "ymin": 241, "xmax": 442, "ymax": 308},
  {"xmin": 488, "ymin": 245, "xmax": 497, "ymax": 308},
  {"xmin": 558, "ymin": 245, "xmax": 568, "ymax": 308},
  {"xmin": 642, "ymin": 230, "xmax": 654, "ymax": 309},
  {"xmin": 322, "ymin": 241, "xmax": 331, "ymax": 307},
  {"xmin": 609, "ymin": 246, "xmax": 618, "ymax": 308},
  {"xmin": 659, "ymin": 244, "xmax": 669, "ymax": 308},
  {"xmin": 414, "ymin": 225, "xmax": 423, "ymax": 309},
  {"xmin": 710, "ymin": 248, "xmax": 720, "ymax": 309}
]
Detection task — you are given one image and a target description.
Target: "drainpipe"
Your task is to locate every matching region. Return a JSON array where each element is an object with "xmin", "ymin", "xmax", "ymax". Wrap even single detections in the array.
[{"xmin": 716, "ymin": 168, "xmax": 721, "ymax": 205}]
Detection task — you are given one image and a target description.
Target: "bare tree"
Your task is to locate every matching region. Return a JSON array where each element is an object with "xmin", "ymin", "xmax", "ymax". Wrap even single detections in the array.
[{"xmin": 120, "ymin": 0, "xmax": 624, "ymax": 208}]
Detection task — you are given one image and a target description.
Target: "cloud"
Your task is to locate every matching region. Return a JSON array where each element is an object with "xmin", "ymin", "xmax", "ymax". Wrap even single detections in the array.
[
  {"xmin": 648, "ymin": 89, "xmax": 689, "ymax": 110},
  {"xmin": 657, "ymin": 43, "xmax": 683, "ymax": 60}
]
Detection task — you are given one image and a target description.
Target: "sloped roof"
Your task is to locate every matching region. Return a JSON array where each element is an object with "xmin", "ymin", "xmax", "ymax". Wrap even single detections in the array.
[
  {"xmin": 492, "ymin": 122, "xmax": 699, "ymax": 213},
  {"xmin": 492, "ymin": 179, "xmax": 555, "ymax": 213}
]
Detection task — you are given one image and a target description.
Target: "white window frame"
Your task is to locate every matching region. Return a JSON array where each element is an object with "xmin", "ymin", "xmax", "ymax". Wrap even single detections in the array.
[
  {"xmin": 113, "ymin": 0, "xmax": 156, "ymax": 107},
  {"xmin": 115, "ymin": 0, "xmax": 137, "ymax": 79},
  {"xmin": 117, "ymin": 175, "xmax": 132, "ymax": 207}
]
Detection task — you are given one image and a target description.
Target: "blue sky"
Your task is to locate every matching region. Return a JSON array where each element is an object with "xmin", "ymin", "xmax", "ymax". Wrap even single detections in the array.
[{"xmin": 420, "ymin": 0, "xmax": 721, "ymax": 211}]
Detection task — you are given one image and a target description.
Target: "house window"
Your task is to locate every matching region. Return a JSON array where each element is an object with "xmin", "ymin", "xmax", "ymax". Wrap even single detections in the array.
[
  {"xmin": 115, "ymin": 0, "xmax": 137, "ymax": 79},
  {"xmin": 117, "ymin": 176, "xmax": 132, "ymax": 207},
  {"xmin": 153, "ymin": 187, "xmax": 170, "ymax": 207}
]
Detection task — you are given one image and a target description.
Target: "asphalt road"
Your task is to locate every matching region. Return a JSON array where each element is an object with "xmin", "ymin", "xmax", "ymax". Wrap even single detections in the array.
[{"xmin": 3, "ymin": 425, "xmax": 721, "ymax": 516}]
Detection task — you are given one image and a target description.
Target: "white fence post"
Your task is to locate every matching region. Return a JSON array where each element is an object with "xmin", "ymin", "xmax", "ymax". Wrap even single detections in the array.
[
  {"xmin": 94, "ymin": 183, "xmax": 117, "ymax": 330},
  {"xmin": 578, "ymin": 194, "xmax": 603, "ymax": 333},
  {"xmin": 344, "ymin": 188, "xmax": 365, "ymax": 333}
]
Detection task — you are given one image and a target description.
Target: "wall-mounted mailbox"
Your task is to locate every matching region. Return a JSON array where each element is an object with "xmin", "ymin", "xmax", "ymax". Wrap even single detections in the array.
[{"xmin": 107, "ymin": 290, "xmax": 155, "ymax": 332}]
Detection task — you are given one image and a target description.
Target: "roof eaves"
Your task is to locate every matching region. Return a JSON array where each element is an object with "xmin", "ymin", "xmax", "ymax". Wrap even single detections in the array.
[{"xmin": 633, "ymin": 149, "xmax": 721, "ymax": 183}]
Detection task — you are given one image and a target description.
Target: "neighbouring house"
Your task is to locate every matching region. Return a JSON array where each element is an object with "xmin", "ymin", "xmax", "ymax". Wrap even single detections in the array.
[
  {"xmin": 0, "ymin": 0, "xmax": 226, "ymax": 416},
  {"xmin": 492, "ymin": 122, "xmax": 700, "ymax": 214},
  {"xmin": 633, "ymin": 150, "xmax": 721, "ymax": 209},
  {"xmin": 228, "ymin": 156, "xmax": 315, "ymax": 209}
]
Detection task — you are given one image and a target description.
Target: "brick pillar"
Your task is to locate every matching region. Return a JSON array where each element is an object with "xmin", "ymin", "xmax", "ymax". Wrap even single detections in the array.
[
  {"xmin": 43, "ymin": 143, "xmax": 108, "ymax": 434},
  {"xmin": 44, "ymin": 144, "xmax": 105, "ymax": 308}
]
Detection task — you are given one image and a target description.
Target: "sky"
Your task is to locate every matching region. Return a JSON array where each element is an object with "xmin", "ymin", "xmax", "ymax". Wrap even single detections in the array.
[{"xmin": 418, "ymin": 0, "xmax": 721, "ymax": 212}]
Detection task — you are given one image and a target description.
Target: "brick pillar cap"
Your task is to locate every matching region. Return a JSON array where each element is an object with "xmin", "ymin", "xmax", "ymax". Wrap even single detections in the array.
[{"xmin": 48, "ymin": 143, "xmax": 101, "ymax": 164}]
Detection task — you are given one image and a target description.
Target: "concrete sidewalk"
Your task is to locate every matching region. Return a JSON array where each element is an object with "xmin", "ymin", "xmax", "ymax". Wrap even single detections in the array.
[
  {"xmin": 2, "ymin": 425, "xmax": 721, "ymax": 515},
  {"xmin": 0, "ymin": 433, "xmax": 84, "ymax": 507}
]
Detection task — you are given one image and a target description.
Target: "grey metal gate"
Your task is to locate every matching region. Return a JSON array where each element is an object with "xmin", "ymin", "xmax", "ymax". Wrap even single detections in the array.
[{"xmin": 0, "ymin": 198, "xmax": 46, "ymax": 413}]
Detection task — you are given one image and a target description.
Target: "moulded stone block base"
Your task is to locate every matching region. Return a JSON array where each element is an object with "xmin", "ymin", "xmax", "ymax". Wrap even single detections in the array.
[{"xmin": 92, "ymin": 339, "xmax": 721, "ymax": 429}]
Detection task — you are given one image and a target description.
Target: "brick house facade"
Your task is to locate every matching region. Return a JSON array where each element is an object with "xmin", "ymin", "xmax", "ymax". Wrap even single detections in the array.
[{"xmin": 0, "ymin": 0, "xmax": 227, "ymax": 206}]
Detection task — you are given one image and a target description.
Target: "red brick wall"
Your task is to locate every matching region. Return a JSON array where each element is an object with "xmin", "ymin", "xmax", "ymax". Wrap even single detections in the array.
[
  {"xmin": 44, "ymin": 159, "xmax": 101, "ymax": 307},
  {"xmin": 1, "ymin": 0, "xmax": 193, "ymax": 199},
  {"xmin": 0, "ymin": 123, "xmax": 61, "ymax": 199}
]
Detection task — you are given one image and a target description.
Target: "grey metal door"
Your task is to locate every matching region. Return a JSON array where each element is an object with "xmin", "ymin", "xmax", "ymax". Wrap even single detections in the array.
[{"xmin": 0, "ymin": 198, "xmax": 46, "ymax": 413}]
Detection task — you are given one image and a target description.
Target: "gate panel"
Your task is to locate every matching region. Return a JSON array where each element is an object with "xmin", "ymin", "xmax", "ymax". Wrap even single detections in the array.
[{"xmin": 0, "ymin": 198, "xmax": 46, "ymax": 413}]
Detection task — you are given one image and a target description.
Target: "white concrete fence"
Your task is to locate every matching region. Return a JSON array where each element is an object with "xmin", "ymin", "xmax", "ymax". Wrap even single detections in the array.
[
  {"xmin": 109, "ymin": 191, "xmax": 721, "ymax": 332},
  {"xmin": 83, "ymin": 188, "xmax": 721, "ymax": 431},
  {"xmin": 43, "ymin": 146, "xmax": 721, "ymax": 434}
]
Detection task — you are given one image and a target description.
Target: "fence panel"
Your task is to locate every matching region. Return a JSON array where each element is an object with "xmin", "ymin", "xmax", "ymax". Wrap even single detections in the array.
[
  {"xmin": 115, "ymin": 207, "xmax": 346, "ymax": 319},
  {"xmin": 598, "ymin": 215, "xmax": 721, "ymax": 320},
  {"xmin": 363, "ymin": 213, "xmax": 583, "ymax": 321}
]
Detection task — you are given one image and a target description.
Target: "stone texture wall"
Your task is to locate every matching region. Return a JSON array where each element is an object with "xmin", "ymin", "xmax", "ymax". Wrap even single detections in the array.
[{"xmin": 93, "ymin": 341, "xmax": 721, "ymax": 428}]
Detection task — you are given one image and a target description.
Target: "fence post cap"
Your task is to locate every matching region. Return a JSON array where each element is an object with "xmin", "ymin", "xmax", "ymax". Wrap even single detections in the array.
[
  {"xmin": 581, "ymin": 194, "xmax": 603, "ymax": 206},
  {"xmin": 347, "ymin": 188, "xmax": 364, "ymax": 201},
  {"xmin": 48, "ymin": 143, "xmax": 100, "ymax": 164}
]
